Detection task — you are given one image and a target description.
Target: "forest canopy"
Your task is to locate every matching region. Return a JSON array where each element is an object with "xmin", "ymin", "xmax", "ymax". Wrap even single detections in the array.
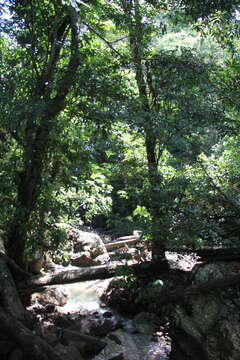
[{"xmin": 0, "ymin": 0, "xmax": 240, "ymax": 266}]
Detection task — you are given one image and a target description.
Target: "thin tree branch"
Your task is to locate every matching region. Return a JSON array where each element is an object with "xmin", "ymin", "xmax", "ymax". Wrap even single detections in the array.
[
  {"xmin": 83, "ymin": 21, "xmax": 124, "ymax": 58},
  {"xmin": 198, "ymin": 160, "xmax": 240, "ymax": 214}
]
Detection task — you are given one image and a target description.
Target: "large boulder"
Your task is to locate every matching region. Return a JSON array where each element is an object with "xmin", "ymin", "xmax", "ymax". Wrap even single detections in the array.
[
  {"xmin": 71, "ymin": 252, "xmax": 95, "ymax": 267},
  {"xmin": 31, "ymin": 286, "xmax": 69, "ymax": 307},
  {"xmin": 170, "ymin": 262, "xmax": 240, "ymax": 360},
  {"xmin": 72, "ymin": 230, "xmax": 107, "ymax": 257},
  {"xmin": 55, "ymin": 224, "xmax": 110, "ymax": 267}
]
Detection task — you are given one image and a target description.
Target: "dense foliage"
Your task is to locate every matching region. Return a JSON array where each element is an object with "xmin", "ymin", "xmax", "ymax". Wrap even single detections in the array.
[{"xmin": 0, "ymin": 0, "xmax": 240, "ymax": 265}]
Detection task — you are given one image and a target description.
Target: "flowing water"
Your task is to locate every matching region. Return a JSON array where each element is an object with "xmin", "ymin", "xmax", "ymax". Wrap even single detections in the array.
[
  {"xmin": 61, "ymin": 280, "xmax": 171, "ymax": 360},
  {"xmin": 62, "ymin": 280, "xmax": 103, "ymax": 311}
]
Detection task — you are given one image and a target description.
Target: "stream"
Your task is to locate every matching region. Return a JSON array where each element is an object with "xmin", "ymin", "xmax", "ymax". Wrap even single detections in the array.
[
  {"xmin": 62, "ymin": 280, "xmax": 104, "ymax": 311},
  {"xmin": 60, "ymin": 280, "xmax": 171, "ymax": 360}
]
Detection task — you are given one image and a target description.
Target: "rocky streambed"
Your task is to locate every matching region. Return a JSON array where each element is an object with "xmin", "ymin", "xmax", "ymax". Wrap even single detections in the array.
[
  {"xmin": 28, "ymin": 279, "xmax": 171, "ymax": 360},
  {"xmin": 23, "ymin": 225, "xmax": 240, "ymax": 360}
]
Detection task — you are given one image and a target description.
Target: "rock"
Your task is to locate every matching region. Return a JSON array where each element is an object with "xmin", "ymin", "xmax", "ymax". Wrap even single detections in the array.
[
  {"xmin": 57, "ymin": 328, "xmax": 107, "ymax": 356},
  {"xmin": 133, "ymin": 312, "xmax": 156, "ymax": 336},
  {"xmin": 77, "ymin": 315, "xmax": 120, "ymax": 337},
  {"xmin": 93, "ymin": 328, "xmax": 168, "ymax": 360},
  {"xmin": 108, "ymin": 334, "xmax": 122, "ymax": 345},
  {"xmin": 170, "ymin": 263, "xmax": 240, "ymax": 360},
  {"xmin": 109, "ymin": 353, "xmax": 124, "ymax": 360},
  {"xmin": 92, "ymin": 337, "xmax": 122, "ymax": 360},
  {"xmin": 70, "ymin": 252, "xmax": 95, "ymax": 267},
  {"xmin": 74, "ymin": 231, "xmax": 107, "ymax": 256},
  {"xmin": 93, "ymin": 253, "xmax": 110, "ymax": 265},
  {"xmin": 31, "ymin": 286, "xmax": 69, "ymax": 307},
  {"xmin": 54, "ymin": 343, "xmax": 84, "ymax": 360},
  {"xmin": 56, "ymin": 224, "xmax": 110, "ymax": 267},
  {"xmin": 103, "ymin": 311, "xmax": 113, "ymax": 318},
  {"xmin": 45, "ymin": 304, "xmax": 56, "ymax": 313}
]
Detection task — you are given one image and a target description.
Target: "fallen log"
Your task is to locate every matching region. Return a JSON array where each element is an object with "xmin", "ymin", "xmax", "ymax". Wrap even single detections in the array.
[
  {"xmin": 116, "ymin": 235, "xmax": 140, "ymax": 241},
  {"xmin": 18, "ymin": 247, "xmax": 240, "ymax": 291},
  {"xmin": 105, "ymin": 236, "xmax": 140, "ymax": 250},
  {"xmin": 158, "ymin": 272, "xmax": 240, "ymax": 306},
  {"xmin": 18, "ymin": 260, "xmax": 171, "ymax": 290}
]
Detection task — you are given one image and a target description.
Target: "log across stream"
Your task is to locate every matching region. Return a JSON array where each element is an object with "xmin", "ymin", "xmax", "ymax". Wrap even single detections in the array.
[{"xmin": 15, "ymin": 246, "xmax": 240, "ymax": 360}]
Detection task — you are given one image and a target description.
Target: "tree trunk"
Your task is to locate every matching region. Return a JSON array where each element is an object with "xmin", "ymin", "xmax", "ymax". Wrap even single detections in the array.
[
  {"xmin": 0, "ymin": 308, "xmax": 62, "ymax": 360},
  {"xmin": 158, "ymin": 272, "xmax": 240, "ymax": 306},
  {"xmin": 0, "ymin": 237, "xmax": 26, "ymax": 319},
  {"xmin": 18, "ymin": 261, "xmax": 171, "ymax": 290},
  {"xmin": 6, "ymin": 10, "xmax": 81, "ymax": 268},
  {"xmin": 7, "ymin": 126, "xmax": 50, "ymax": 267},
  {"xmin": 124, "ymin": 0, "xmax": 166, "ymax": 257},
  {"xmin": 1, "ymin": 7, "xmax": 82, "ymax": 358},
  {"xmin": 0, "ymin": 237, "xmax": 63, "ymax": 359},
  {"xmin": 105, "ymin": 235, "xmax": 140, "ymax": 250},
  {"xmin": 18, "ymin": 248, "xmax": 240, "ymax": 290}
]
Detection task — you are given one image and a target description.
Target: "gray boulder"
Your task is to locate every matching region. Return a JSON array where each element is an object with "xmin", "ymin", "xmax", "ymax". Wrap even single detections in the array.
[
  {"xmin": 55, "ymin": 224, "xmax": 110, "ymax": 267},
  {"xmin": 170, "ymin": 263, "xmax": 240, "ymax": 360},
  {"xmin": 31, "ymin": 286, "xmax": 69, "ymax": 307}
]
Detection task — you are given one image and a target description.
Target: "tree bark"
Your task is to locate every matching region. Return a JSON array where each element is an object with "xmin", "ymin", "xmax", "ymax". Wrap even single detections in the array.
[
  {"xmin": 123, "ymin": 0, "xmax": 166, "ymax": 256},
  {"xmin": 105, "ymin": 235, "xmax": 140, "ymax": 250},
  {"xmin": 6, "ymin": 11, "xmax": 81, "ymax": 268},
  {"xmin": 0, "ymin": 238, "xmax": 26, "ymax": 319},
  {"xmin": 0, "ymin": 238, "xmax": 63, "ymax": 359},
  {"xmin": 158, "ymin": 272, "xmax": 240, "ymax": 306},
  {"xmin": 0, "ymin": 308, "xmax": 62, "ymax": 360},
  {"xmin": 18, "ymin": 261, "xmax": 171, "ymax": 290},
  {"xmin": 18, "ymin": 248, "xmax": 240, "ymax": 292}
]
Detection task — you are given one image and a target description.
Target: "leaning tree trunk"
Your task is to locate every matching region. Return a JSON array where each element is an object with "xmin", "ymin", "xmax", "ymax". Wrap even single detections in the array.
[
  {"xmin": 6, "ymin": 8, "xmax": 80, "ymax": 268},
  {"xmin": 0, "ymin": 236, "xmax": 63, "ymax": 360},
  {"xmin": 1, "ymin": 5, "xmax": 82, "ymax": 359}
]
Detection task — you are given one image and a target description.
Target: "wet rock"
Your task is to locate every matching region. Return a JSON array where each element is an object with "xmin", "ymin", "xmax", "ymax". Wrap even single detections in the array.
[
  {"xmin": 103, "ymin": 311, "xmax": 113, "ymax": 318},
  {"xmin": 93, "ymin": 328, "xmax": 170, "ymax": 360},
  {"xmin": 93, "ymin": 253, "xmax": 110, "ymax": 265},
  {"xmin": 31, "ymin": 286, "xmax": 69, "ymax": 307},
  {"xmin": 53, "ymin": 313, "xmax": 77, "ymax": 328},
  {"xmin": 108, "ymin": 334, "xmax": 122, "ymax": 345},
  {"xmin": 54, "ymin": 343, "xmax": 84, "ymax": 360},
  {"xmin": 57, "ymin": 328, "xmax": 107, "ymax": 356},
  {"xmin": 45, "ymin": 304, "xmax": 57, "ymax": 313},
  {"xmin": 133, "ymin": 312, "xmax": 157, "ymax": 335},
  {"xmin": 77, "ymin": 315, "xmax": 120, "ymax": 337},
  {"xmin": 109, "ymin": 353, "xmax": 124, "ymax": 360}
]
